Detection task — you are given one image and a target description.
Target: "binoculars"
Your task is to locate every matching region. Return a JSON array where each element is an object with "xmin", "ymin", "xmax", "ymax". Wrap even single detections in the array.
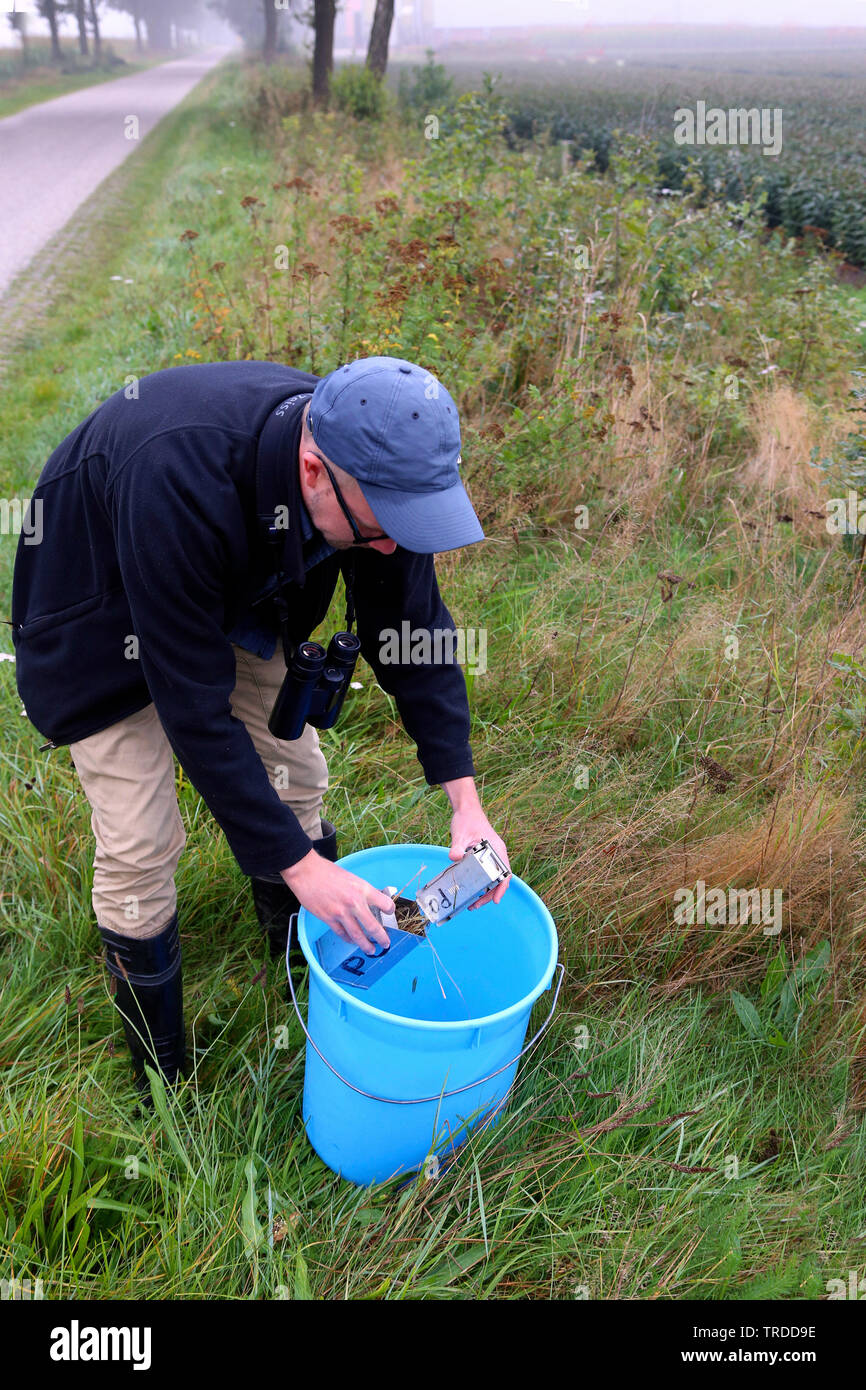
[{"xmin": 268, "ymin": 631, "xmax": 361, "ymax": 742}]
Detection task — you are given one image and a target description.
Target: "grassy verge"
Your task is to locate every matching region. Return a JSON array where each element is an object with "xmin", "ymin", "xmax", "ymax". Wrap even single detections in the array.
[
  {"xmin": 1, "ymin": 56, "xmax": 865, "ymax": 1300},
  {"xmin": 0, "ymin": 40, "xmax": 174, "ymax": 121}
]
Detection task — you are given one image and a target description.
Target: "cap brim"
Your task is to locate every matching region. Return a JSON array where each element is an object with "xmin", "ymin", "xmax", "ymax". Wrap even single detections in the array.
[{"xmin": 354, "ymin": 477, "xmax": 485, "ymax": 553}]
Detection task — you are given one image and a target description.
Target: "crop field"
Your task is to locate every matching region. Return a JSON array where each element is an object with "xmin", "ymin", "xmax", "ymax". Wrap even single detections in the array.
[{"xmin": 387, "ymin": 27, "xmax": 866, "ymax": 269}]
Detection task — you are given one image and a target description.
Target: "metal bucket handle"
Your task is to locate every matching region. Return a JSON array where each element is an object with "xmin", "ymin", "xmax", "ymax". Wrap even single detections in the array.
[{"xmin": 285, "ymin": 915, "xmax": 565, "ymax": 1107}]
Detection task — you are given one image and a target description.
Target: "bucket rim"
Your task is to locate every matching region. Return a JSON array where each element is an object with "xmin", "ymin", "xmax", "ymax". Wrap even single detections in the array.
[{"xmin": 297, "ymin": 841, "xmax": 558, "ymax": 1033}]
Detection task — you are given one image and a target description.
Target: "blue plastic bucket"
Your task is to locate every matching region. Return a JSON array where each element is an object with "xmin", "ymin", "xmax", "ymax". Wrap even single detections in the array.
[{"xmin": 290, "ymin": 842, "xmax": 560, "ymax": 1187}]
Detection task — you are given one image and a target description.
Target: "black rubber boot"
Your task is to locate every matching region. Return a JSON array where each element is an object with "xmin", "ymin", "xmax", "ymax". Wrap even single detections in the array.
[
  {"xmin": 98, "ymin": 911, "xmax": 186, "ymax": 1106},
  {"xmin": 250, "ymin": 819, "xmax": 337, "ymax": 963}
]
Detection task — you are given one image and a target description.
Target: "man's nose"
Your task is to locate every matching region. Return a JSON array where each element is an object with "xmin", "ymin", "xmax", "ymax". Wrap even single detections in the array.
[{"xmin": 369, "ymin": 538, "xmax": 398, "ymax": 555}]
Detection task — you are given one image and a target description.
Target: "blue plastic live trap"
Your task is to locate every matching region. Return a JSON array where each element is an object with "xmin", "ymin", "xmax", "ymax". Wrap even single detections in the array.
[{"xmin": 315, "ymin": 923, "xmax": 420, "ymax": 990}]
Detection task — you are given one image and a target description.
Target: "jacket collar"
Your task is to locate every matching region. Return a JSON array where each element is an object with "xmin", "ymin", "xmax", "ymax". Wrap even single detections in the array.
[{"xmin": 255, "ymin": 392, "xmax": 313, "ymax": 589}]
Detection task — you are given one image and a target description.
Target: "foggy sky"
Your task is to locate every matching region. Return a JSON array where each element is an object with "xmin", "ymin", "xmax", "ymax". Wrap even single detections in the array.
[
  {"xmin": 4, "ymin": 0, "xmax": 865, "ymax": 39},
  {"xmin": 433, "ymin": 0, "xmax": 866, "ymax": 26}
]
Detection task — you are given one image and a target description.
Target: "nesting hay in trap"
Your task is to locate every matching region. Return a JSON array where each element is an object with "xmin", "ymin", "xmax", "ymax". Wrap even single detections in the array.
[{"xmin": 391, "ymin": 895, "xmax": 429, "ymax": 937}]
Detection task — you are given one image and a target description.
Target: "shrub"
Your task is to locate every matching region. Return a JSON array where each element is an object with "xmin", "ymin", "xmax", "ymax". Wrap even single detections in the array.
[
  {"xmin": 331, "ymin": 64, "xmax": 388, "ymax": 121},
  {"xmin": 239, "ymin": 61, "xmax": 308, "ymax": 134},
  {"xmin": 397, "ymin": 49, "xmax": 454, "ymax": 113}
]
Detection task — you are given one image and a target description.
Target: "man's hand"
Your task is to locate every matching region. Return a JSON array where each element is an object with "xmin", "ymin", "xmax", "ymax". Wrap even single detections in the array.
[
  {"xmin": 441, "ymin": 776, "xmax": 511, "ymax": 911},
  {"xmin": 281, "ymin": 852, "xmax": 394, "ymax": 954}
]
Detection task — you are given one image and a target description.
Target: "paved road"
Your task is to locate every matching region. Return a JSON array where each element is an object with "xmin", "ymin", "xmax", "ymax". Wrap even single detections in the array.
[{"xmin": 0, "ymin": 48, "xmax": 233, "ymax": 298}]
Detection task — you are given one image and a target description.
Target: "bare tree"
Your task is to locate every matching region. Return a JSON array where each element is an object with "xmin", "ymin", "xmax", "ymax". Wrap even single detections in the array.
[
  {"xmin": 60, "ymin": 0, "xmax": 92, "ymax": 55},
  {"xmin": 73, "ymin": 0, "xmax": 90, "ymax": 55},
  {"xmin": 209, "ymin": 0, "xmax": 292, "ymax": 59},
  {"xmin": 88, "ymin": 0, "xmax": 102, "ymax": 59},
  {"xmin": 262, "ymin": 0, "xmax": 277, "ymax": 63},
  {"xmin": 36, "ymin": 1, "xmax": 64, "ymax": 62},
  {"xmin": 312, "ymin": 0, "xmax": 335, "ymax": 106},
  {"xmin": 128, "ymin": 1, "xmax": 144, "ymax": 52},
  {"xmin": 365, "ymin": 0, "xmax": 393, "ymax": 79},
  {"xmin": 7, "ymin": 6, "xmax": 30, "ymax": 61},
  {"xmin": 112, "ymin": 0, "xmax": 199, "ymax": 52},
  {"xmin": 139, "ymin": 0, "xmax": 182, "ymax": 50}
]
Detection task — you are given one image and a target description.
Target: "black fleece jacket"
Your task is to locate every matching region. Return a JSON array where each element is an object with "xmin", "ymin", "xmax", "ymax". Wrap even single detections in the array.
[{"xmin": 10, "ymin": 361, "xmax": 476, "ymax": 877}]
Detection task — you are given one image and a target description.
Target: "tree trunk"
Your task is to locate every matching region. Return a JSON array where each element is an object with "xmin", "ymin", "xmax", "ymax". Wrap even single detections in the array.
[
  {"xmin": 263, "ymin": 0, "xmax": 278, "ymax": 64},
  {"xmin": 75, "ymin": 0, "xmax": 89, "ymax": 56},
  {"xmin": 133, "ymin": 12, "xmax": 143, "ymax": 54},
  {"xmin": 12, "ymin": 12, "xmax": 29, "ymax": 61},
  {"xmin": 365, "ymin": 0, "xmax": 393, "ymax": 79},
  {"xmin": 312, "ymin": 0, "xmax": 335, "ymax": 107},
  {"xmin": 44, "ymin": 2, "xmax": 64, "ymax": 63},
  {"xmin": 88, "ymin": 0, "xmax": 102, "ymax": 61},
  {"xmin": 147, "ymin": 12, "xmax": 172, "ymax": 50}
]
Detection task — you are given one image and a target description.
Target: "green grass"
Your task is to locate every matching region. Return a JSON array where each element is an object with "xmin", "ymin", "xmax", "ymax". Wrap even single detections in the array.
[{"xmin": 1, "ymin": 55, "xmax": 865, "ymax": 1300}]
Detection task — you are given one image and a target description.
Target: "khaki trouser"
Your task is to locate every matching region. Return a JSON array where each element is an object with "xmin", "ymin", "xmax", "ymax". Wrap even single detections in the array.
[{"xmin": 68, "ymin": 643, "xmax": 329, "ymax": 939}]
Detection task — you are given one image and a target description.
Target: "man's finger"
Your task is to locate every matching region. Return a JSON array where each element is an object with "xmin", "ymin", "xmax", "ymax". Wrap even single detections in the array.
[
  {"xmin": 469, "ymin": 889, "xmax": 494, "ymax": 910},
  {"xmin": 331, "ymin": 915, "xmax": 377, "ymax": 954},
  {"xmin": 331, "ymin": 920, "xmax": 371, "ymax": 952},
  {"xmin": 347, "ymin": 922, "xmax": 378, "ymax": 955},
  {"xmin": 472, "ymin": 873, "xmax": 510, "ymax": 909},
  {"xmin": 357, "ymin": 906, "xmax": 391, "ymax": 949}
]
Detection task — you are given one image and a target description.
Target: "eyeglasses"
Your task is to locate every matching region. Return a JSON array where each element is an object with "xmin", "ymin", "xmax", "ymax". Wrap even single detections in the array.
[{"xmin": 317, "ymin": 456, "xmax": 390, "ymax": 545}]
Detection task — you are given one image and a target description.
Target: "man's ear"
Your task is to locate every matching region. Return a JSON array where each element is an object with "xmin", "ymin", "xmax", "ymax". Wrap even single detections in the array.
[{"xmin": 299, "ymin": 446, "xmax": 323, "ymax": 489}]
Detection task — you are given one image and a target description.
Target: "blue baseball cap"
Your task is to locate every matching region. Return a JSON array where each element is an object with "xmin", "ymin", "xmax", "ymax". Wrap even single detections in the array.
[{"xmin": 307, "ymin": 356, "xmax": 485, "ymax": 553}]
